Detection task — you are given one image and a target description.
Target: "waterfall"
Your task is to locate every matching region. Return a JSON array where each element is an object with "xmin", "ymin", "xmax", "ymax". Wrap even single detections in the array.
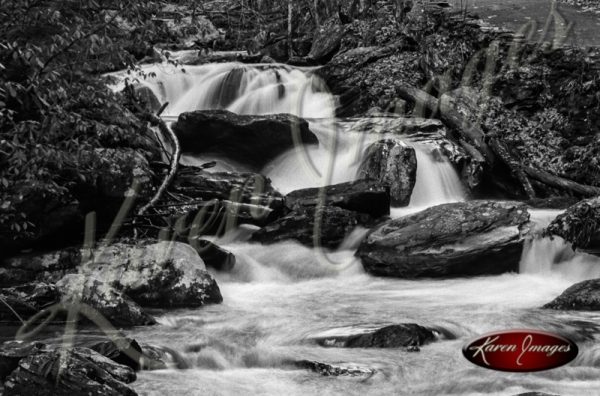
[{"xmin": 112, "ymin": 62, "xmax": 467, "ymax": 205}]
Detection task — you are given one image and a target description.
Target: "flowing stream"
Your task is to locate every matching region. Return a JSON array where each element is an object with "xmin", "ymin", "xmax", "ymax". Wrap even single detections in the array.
[{"xmin": 114, "ymin": 62, "xmax": 600, "ymax": 395}]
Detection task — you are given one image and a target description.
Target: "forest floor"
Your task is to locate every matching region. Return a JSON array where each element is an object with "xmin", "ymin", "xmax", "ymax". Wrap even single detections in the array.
[{"xmin": 447, "ymin": 0, "xmax": 600, "ymax": 47}]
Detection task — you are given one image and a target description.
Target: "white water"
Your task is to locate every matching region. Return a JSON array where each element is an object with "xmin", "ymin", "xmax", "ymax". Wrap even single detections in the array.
[{"xmin": 112, "ymin": 63, "xmax": 600, "ymax": 395}]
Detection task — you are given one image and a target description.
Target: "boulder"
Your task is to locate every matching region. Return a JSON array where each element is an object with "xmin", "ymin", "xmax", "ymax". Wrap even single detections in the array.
[
  {"xmin": 172, "ymin": 110, "xmax": 318, "ymax": 169},
  {"xmin": 357, "ymin": 139, "xmax": 417, "ymax": 206},
  {"xmin": 57, "ymin": 275, "xmax": 156, "ymax": 327},
  {"xmin": 543, "ymin": 279, "xmax": 600, "ymax": 311},
  {"xmin": 285, "ymin": 179, "xmax": 390, "ymax": 218},
  {"xmin": 3, "ymin": 347, "xmax": 137, "ymax": 396},
  {"xmin": 151, "ymin": 167, "xmax": 285, "ymax": 238},
  {"xmin": 0, "ymin": 341, "xmax": 46, "ymax": 380},
  {"xmin": 0, "ymin": 283, "xmax": 59, "ymax": 322},
  {"xmin": 312, "ymin": 324, "xmax": 438, "ymax": 349},
  {"xmin": 307, "ymin": 18, "xmax": 346, "ymax": 63},
  {"xmin": 251, "ymin": 205, "xmax": 372, "ymax": 249},
  {"xmin": 82, "ymin": 241, "xmax": 222, "ymax": 308},
  {"xmin": 544, "ymin": 196, "xmax": 600, "ymax": 250},
  {"xmin": 172, "ymin": 167, "xmax": 284, "ymax": 210},
  {"xmin": 357, "ymin": 201, "xmax": 530, "ymax": 277}
]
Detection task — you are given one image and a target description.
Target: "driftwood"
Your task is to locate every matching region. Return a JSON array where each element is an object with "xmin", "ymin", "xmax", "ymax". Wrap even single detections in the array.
[
  {"xmin": 137, "ymin": 107, "xmax": 181, "ymax": 218},
  {"xmin": 525, "ymin": 168, "xmax": 600, "ymax": 197}
]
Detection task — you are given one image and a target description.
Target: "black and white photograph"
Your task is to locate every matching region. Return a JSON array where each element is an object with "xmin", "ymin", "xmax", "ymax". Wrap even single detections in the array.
[{"xmin": 1, "ymin": 0, "xmax": 600, "ymax": 395}]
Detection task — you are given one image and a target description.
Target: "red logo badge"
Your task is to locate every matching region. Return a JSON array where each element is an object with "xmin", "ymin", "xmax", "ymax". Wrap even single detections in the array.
[{"xmin": 463, "ymin": 329, "xmax": 578, "ymax": 372}]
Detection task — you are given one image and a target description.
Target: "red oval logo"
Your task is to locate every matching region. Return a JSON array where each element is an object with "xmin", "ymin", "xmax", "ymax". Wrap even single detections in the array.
[{"xmin": 463, "ymin": 329, "xmax": 578, "ymax": 372}]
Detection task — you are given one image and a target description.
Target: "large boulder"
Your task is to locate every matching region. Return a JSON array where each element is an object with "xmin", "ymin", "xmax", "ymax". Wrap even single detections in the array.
[
  {"xmin": 543, "ymin": 279, "xmax": 600, "ymax": 310},
  {"xmin": 544, "ymin": 196, "xmax": 600, "ymax": 250},
  {"xmin": 357, "ymin": 201, "xmax": 530, "ymax": 277},
  {"xmin": 0, "ymin": 283, "xmax": 59, "ymax": 323},
  {"xmin": 172, "ymin": 110, "xmax": 318, "ymax": 169},
  {"xmin": 57, "ymin": 274, "xmax": 157, "ymax": 327},
  {"xmin": 357, "ymin": 139, "xmax": 417, "ymax": 206},
  {"xmin": 251, "ymin": 205, "xmax": 372, "ymax": 249},
  {"xmin": 82, "ymin": 242, "xmax": 222, "ymax": 308},
  {"xmin": 3, "ymin": 347, "xmax": 137, "ymax": 396},
  {"xmin": 285, "ymin": 179, "xmax": 390, "ymax": 218}
]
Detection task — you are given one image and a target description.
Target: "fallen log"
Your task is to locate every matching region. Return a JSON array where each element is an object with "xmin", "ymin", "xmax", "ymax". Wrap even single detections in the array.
[{"xmin": 525, "ymin": 167, "xmax": 600, "ymax": 197}]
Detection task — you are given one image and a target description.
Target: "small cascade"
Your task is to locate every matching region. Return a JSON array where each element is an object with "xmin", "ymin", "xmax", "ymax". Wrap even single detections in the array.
[
  {"xmin": 118, "ymin": 62, "xmax": 334, "ymax": 119},
  {"xmin": 409, "ymin": 144, "xmax": 466, "ymax": 207}
]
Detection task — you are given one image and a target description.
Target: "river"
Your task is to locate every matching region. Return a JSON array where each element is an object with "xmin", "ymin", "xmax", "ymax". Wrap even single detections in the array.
[{"xmin": 110, "ymin": 62, "xmax": 600, "ymax": 396}]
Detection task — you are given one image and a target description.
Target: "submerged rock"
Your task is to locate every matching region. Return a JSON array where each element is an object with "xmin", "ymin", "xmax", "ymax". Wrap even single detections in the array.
[
  {"xmin": 295, "ymin": 360, "xmax": 375, "ymax": 377},
  {"xmin": 357, "ymin": 139, "xmax": 417, "ymax": 206},
  {"xmin": 312, "ymin": 324, "xmax": 439, "ymax": 349},
  {"xmin": 57, "ymin": 274, "xmax": 156, "ymax": 327},
  {"xmin": 83, "ymin": 242, "xmax": 222, "ymax": 308},
  {"xmin": 285, "ymin": 179, "xmax": 391, "ymax": 218},
  {"xmin": 251, "ymin": 205, "xmax": 372, "ymax": 249},
  {"xmin": 543, "ymin": 279, "xmax": 600, "ymax": 311},
  {"xmin": 3, "ymin": 347, "xmax": 137, "ymax": 396},
  {"xmin": 172, "ymin": 110, "xmax": 318, "ymax": 169},
  {"xmin": 357, "ymin": 201, "xmax": 530, "ymax": 277}
]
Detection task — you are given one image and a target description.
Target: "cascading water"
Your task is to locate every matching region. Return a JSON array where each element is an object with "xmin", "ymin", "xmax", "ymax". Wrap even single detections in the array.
[{"xmin": 111, "ymin": 62, "xmax": 600, "ymax": 396}]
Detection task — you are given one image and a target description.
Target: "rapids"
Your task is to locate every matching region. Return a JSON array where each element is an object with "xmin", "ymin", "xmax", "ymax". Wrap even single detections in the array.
[{"xmin": 110, "ymin": 62, "xmax": 600, "ymax": 396}]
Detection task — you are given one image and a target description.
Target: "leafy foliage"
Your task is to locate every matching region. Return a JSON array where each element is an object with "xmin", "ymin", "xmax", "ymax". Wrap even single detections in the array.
[{"xmin": 0, "ymin": 0, "xmax": 165, "ymax": 245}]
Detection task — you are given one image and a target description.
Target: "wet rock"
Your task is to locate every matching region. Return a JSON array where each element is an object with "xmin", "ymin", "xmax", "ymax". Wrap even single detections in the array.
[
  {"xmin": 346, "ymin": 116, "xmax": 445, "ymax": 136},
  {"xmin": 57, "ymin": 274, "xmax": 156, "ymax": 327},
  {"xmin": 3, "ymin": 347, "xmax": 137, "ymax": 396},
  {"xmin": 172, "ymin": 110, "xmax": 318, "ymax": 169},
  {"xmin": 285, "ymin": 179, "xmax": 391, "ymax": 218},
  {"xmin": 512, "ymin": 393, "xmax": 560, "ymax": 396},
  {"xmin": 544, "ymin": 196, "xmax": 600, "ymax": 250},
  {"xmin": 295, "ymin": 360, "xmax": 375, "ymax": 377},
  {"xmin": 81, "ymin": 241, "xmax": 222, "ymax": 308},
  {"xmin": 83, "ymin": 337, "xmax": 166, "ymax": 371},
  {"xmin": 139, "ymin": 344, "xmax": 188, "ymax": 370},
  {"xmin": 251, "ymin": 206, "xmax": 371, "ymax": 249},
  {"xmin": 172, "ymin": 167, "xmax": 284, "ymax": 210},
  {"xmin": 189, "ymin": 239, "xmax": 236, "ymax": 271},
  {"xmin": 0, "ymin": 283, "xmax": 59, "ymax": 322},
  {"xmin": 313, "ymin": 324, "xmax": 438, "ymax": 348},
  {"xmin": 0, "ymin": 341, "xmax": 46, "ymax": 380},
  {"xmin": 357, "ymin": 201, "xmax": 530, "ymax": 277},
  {"xmin": 357, "ymin": 139, "xmax": 417, "ymax": 206},
  {"xmin": 543, "ymin": 279, "xmax": 600, "ymax": 311}
]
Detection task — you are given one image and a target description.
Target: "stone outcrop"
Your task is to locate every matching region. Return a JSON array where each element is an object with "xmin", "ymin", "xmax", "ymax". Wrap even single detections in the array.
[{"xmin": 357, "ymin": 201, "xmax": 530, "ymax": 277}]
